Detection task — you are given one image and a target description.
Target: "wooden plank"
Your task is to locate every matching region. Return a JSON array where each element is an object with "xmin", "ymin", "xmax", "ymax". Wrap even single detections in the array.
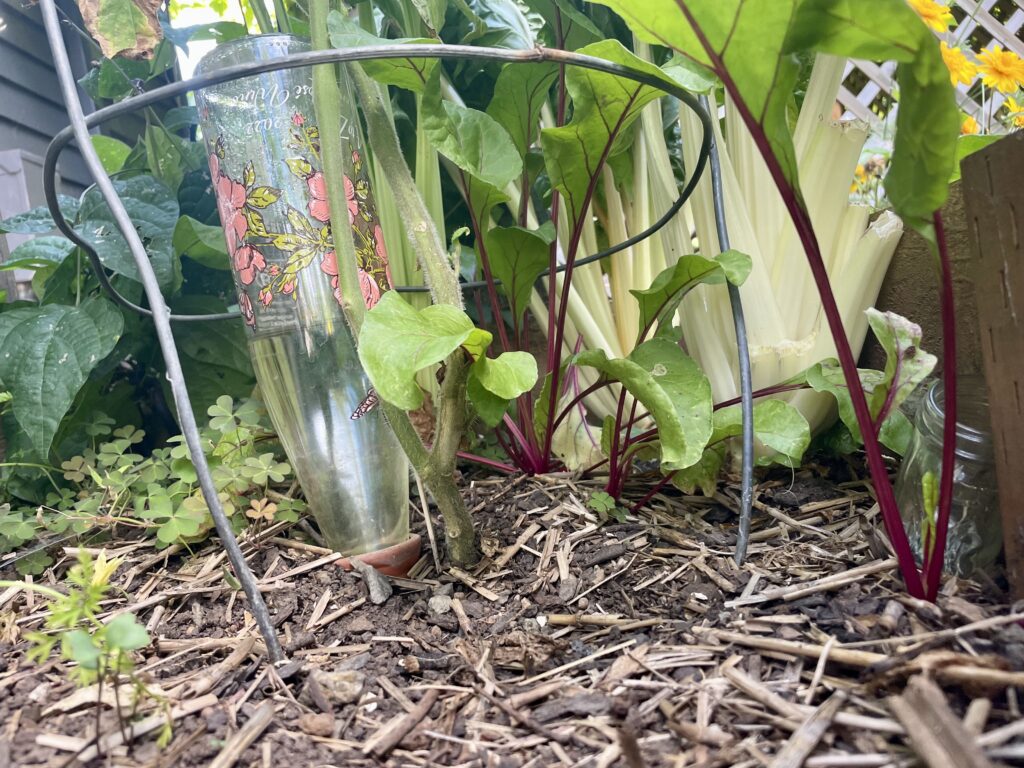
[{"xmin": 961, "ymin": 131, "xmax": 1024, "ymax": 600}]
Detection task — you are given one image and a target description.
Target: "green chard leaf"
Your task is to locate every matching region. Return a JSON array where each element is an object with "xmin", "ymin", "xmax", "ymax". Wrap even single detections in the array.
[
  {"xmin": 421, "ymin": 68, "xmax": 523, "ymax": 189},
  {"xmin": 540, "ymin": 39, "xmax": 678, "ymax": 229},
  {"xmin": 487, "ymin": 62, "xmax": 559, "ymax": 159},
  {"xmin": 576, "ymin": 338, "xmax": 712, "ymax": 471},
  {"xmin": 484, "ymin": 226, "xmax": 550, "ymax": 323},
  {"xmin": 711, "ymin": 399, "xmax": 811, "ymax": 467},
  {"xmin": 631, "ymin": 250, "xmax": 751, "ymax": 338}
]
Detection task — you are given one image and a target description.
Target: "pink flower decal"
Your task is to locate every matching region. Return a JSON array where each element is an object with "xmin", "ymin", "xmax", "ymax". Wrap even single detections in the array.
[
  {"xmin": 208, "ymin": 152, "xmax": 221, "ymax": 181},
  {"xmin": 238, "ymin": 291, "xmax": 255, "ymax": 327},
  {"xmin": 359, "ymin": 268, "xmax": 381, "ymax": 309},
  {"xmin": 352, "ymin": 150, "xmax": 360, "ymax": 165},
  {"xmin": 320, "ymin": 250, "xmax": 344, "ymax": 305},
  {"xmin": 291, "ymin": 112, "xmax": 305, "ymax": 127},
  {"xmin": 307, "ymin": 172, "xmax": 331, "ymax": 223},
  {"xmin": 373, "ymin": 224, "xmax": 390, "ymax": 281},
  {"xmin": 282, "ymin": 279, "xmax": 296, "ymax": 295},
  {"xmin": 344, "ymin": 175, "xmax": 358, "ymax": 224},
  {"xmin": 234, "ymin": 244, "xmax": 266, "ymax": 286},
  {"xmin": 216, "ymin": 174, "xmax": 248, "ymax": 248},
  {"xmin": 258, "ymin": 287, "xmax": 273, "ymax": 307}
]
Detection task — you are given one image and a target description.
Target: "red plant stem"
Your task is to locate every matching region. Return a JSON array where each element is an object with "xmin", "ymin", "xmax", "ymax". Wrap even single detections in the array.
[
  {"xmin": 630, "ymin": 471, "xmax": 676, "ymax": 514},
  {"xmin": 456, "ymin": 451, "xmax": 518, "ymax": 473},
  {"xmin": 924, "ymin": 211, "xmax": 957, "ymax": 600},
  {"xmin": 543, "ymin": 98, "xmax": 640, "ymax": 465},
  {"xmin": 549, "ymin": 380, "xmax": 609, "ymax": 434},
  {"xmin": 715, "ymin": 382, "xmax": 809, "ymax": 411},
  {"xmin": 874, "ymin": 354, "xmax": 903, "ymax": 437},
  {"xmin": 673, "ymin": 0, "xmax": 925, "ymax": 598},
  {"xmin": 502, "ymin": 413, "xmax": 534, "ymax": 459},
  {"xmin": 606, "ymin": 387, "xmax": 630, "ymax": 497}
]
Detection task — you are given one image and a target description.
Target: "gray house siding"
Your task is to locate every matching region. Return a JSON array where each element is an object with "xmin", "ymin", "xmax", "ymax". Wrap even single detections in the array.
[{"xmin": 0, "ymin": 0, "xmax": 93, "ymax": 193}]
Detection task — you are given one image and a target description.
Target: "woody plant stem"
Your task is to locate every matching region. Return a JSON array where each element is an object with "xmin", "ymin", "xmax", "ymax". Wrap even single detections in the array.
[{"xmin": 310, "ymin": 0, "xmax": 477, "ymax": 565}]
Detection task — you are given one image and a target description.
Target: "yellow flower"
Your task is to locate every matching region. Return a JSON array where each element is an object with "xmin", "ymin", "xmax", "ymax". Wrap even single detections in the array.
[
  {"xmin": 977, "ymin": 46, "xmax": 1024, "ymax": 94},
  {"xmin": 961, "ymin": 115, "xmax": 980, "ymax": 135},
  {"xmin": 1004, "ymin": 97, "xmax": 1024, "ymax": 129},
  {"xmin": 940, "ymin": 42, "xmax": 977, "ymax": 87},
  {"xmin": 908, "ymin": 0, "xmax": 954, "ymax": 32}
]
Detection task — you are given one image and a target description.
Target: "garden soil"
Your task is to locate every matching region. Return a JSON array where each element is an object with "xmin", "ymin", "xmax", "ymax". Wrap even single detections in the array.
[{"xmin": 2, "ymin": 466, "xmax": 1023, "ymax": 767}]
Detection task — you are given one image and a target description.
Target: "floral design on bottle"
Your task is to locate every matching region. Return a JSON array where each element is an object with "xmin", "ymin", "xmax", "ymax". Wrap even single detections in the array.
[{"xmin": 206, "ymin": 111, "xmax": 392, "ymax": 329}]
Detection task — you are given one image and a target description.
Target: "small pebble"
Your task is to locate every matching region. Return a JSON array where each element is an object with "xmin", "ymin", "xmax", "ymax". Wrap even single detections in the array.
[
  {"xmin": 428, "ymin": 594, "xmax": 453, "ymax": 615},
  {"xmin": 298, "ymin": 712, "xmax": 335, "ymax": 737}
]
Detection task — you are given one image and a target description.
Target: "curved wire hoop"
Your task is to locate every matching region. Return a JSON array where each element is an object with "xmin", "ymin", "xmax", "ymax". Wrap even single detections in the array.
[{"xmin": 38, "ymin": 14, "xmax": 755, "ymax": 656}]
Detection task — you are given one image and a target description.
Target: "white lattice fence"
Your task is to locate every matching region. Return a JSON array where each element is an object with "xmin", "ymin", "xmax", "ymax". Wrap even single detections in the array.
[{"xmin": 838, "ymin": 0, "xmax": 1024, "ymax": 130}]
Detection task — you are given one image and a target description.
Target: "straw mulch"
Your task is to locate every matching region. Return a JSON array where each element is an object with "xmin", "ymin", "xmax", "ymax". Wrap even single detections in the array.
[{"xmin": 2, "ymin": 469, "xmax": 1022, "ymax": 767}]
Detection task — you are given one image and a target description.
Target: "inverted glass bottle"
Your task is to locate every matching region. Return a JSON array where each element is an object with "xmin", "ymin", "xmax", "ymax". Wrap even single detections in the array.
[
  {"xmin": 895, "ymin": 376, "xmax": 1000, "ymax": 577},
  {"xmin": 195, "ymin": 35, "xmax": 409, "ymax": 556}
]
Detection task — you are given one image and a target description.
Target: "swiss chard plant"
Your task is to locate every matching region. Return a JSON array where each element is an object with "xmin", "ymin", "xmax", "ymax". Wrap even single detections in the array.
[{"xmin": 587, "ymin": 0, "xmax": 960, "ymax": 600}]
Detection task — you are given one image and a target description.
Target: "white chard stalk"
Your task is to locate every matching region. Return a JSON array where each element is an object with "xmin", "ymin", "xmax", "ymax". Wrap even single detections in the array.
[{"xmin": 677, "ymin": 54, "xmax": 901, "ymax": 430}]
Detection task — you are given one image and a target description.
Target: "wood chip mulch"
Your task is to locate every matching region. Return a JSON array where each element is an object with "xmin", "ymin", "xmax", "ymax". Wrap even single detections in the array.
[{"xmin": 2, "ymin": 469, "xmax": 1023, "ymax": 768}]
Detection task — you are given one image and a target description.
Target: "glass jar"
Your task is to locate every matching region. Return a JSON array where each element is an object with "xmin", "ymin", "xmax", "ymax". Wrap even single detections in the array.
[
  {"xmin": 195, "ymin": 35, "xmax": 412, "ymax": 563},
  {"xmin": 895, "ymin": 376, "xmax": 1000, "ymax": 577}
]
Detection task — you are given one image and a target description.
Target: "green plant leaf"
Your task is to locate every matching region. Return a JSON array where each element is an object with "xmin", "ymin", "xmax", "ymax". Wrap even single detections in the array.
[
  {"xmin": 105, "ymin": 613, "xmax": 150, "ymax": 651},
  {"xmin": 0, "ymin": 237, "xmax": 75, "ymax": 273},
  {"xmin": 326, "ymin": 12, "xmax": 438, "ymax": 92},
  {"xmin": 467, "ymin": 375, "xmax": 509, "ymax": 427},
  {"xmin": 358, "ymin": 292, "xmax": 492, "ymax": 410},
  {"xmin": 144, "ymin": 124, "xmax": 199, "ymax": 193},
  {"xmin": 865, "ymin": 309, "xmax": 937, "ymax": 422},
  {"xmin": 631, "ymin": 250, "xmax": 751, "ymax": 337},
  {"xmin": 805, "ymin": 360, "xmax": 913, "ymax": 455},
  {"xmin": 586, "ymin": 0, "xmax": 801, "ymax": 187},
  {"xmin": 484, "ymin": 226, "xmax": 550, "ymax": 323},
  {"xmin": 670, "ymin": 444, "xmax": 724, "ymax": 497},
  {"xmin": 541, "ymin": 38, "xmax": 678, "ymax": 229},
  {"xmin": 711, "ymin": 399, "xmax": 810, "ymax": 467},
  {"xmin": 786, "ymin": 0, "xmax": 959, "ymax": 229},
  {"xmin": 486, "ymin": 63, "xmax": 559, "ymax": 159},
  {"xmin": 0, "ymin": 197, "xmax": 80, "ymax": 235},
  {"xmin": 0, "ymin": 299, "xmax": 123, "ymax": 458},
  {"xmin": 76, "ymin": 175, "xmax": 180, "ymax": 293},
  {"xmin": 91, "ymin": 135, "xmax": 132, "ymax": 174},
  {"xmin": 421, "ymin": 68, "xmax": 523, "ymax": 189},
  {"xmin": 949, "ymin": 135, "xmax": 1002, "ymax": 183},
  {"xmin": 81, "ymin": 0, "xmax": 163, "ymax": 59},
  {"xmin": 172, "ymin": 216, "xmax": 230, "ymax": 270},
  {"xmin": 65, "ymin": 629, "xmax": 102, "ymax": 669},
  {"xmin": 471, "ymin": 351, "xmax": 538, "ymax": 400},
  {"xmin": 576, "ymin": 339, "xmax": 711, "ymax": 471}
]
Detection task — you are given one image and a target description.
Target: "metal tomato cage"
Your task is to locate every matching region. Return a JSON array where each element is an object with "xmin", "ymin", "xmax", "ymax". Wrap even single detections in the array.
[{"xmin": 38, "ymin": 0, "xmax": 753, "ymax": 662}]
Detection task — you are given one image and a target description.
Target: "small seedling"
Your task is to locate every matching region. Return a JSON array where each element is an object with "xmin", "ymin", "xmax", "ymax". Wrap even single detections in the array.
[
  {"xmin": 1, "ymin": 551, "xmax": 171, "ymax": 752},
  {"xmin": 587, "ymin": 491, "xmax": 627, "ymax": 523}
]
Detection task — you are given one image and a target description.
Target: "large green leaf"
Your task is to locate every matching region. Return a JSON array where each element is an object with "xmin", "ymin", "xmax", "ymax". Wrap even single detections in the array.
[
  {"xmin": 358, "ymin": 292, "xmax": 492, "ymax": 410},
  {"xmin": 540, "ymin": 39, "xmax": 678, "ymax": 228},
  {"xmin": 326, "ymin": 12, "xmax": 439, "ymax": 93},
  {"xmin": 470, "ymin": 351, "xmax": 538, "ymax": 400},
  {"xmin": 586, "ymin": 0, "xmax": 802, "ymax": 186},
  {"xmin": 91, "ymin": 136, "xmax": 131, "ymax": 174},
  {"xmin": 711, "ymin": 399, "xmax": 810, "ymax": 467},
  {"xmin": 173, "ymin": 215, "xmax": 230, "ymax": 270},
  {"xmin": 487, "ymin": 63, "xmax": 559, "ymax": 159},
  {"xmin": 421, "ymin": 69, "xmax": 522, "ymax": 189},
  {"xmin": 0, "ymin": 197, "xmax": 80, "ymax": 235},
  {"xmin": 0, "ymin": 237, "xmax": 75, "ymax": 273},
  {"xmin": 787, "ymin": 0, "xmax": 958, "ymax": 228},
  {"xmin": 0, "ymin": 299, "xmax": 123, "ymax": 457},
  {"xmin": 104, "ymin": 613, "xmax": 150, "ymax": 651},
  {"xmin": 631, "ymin": 250, "xmax": 751, "ymax": 338},
  {"xmin": 806, "ymin": 360, "xmax": 913, "ymax": 455},
  {"xmin": 80, "ymin": 0, "xmax": 162, "ymax": 59},
  {"xmin": 576, "ymin": 339, "xmax": 712, "ymax": 470},
  {"xmin": 484, "ymin": 226, "xmax": 550, "ymax": 323},
  {"xmin": 76, "ymin": 175, "xmax": 180, "ymax": 293}
]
